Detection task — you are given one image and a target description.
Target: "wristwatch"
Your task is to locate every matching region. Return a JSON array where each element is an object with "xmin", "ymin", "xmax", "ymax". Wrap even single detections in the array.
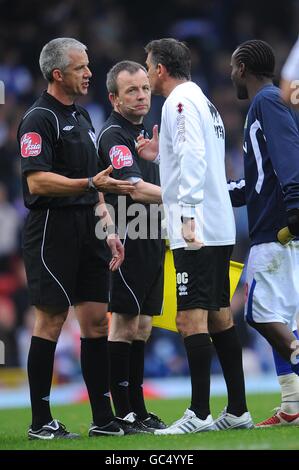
[{"xmin": 87, "ymin": 176, "xmax": 98, "ymax": 192}]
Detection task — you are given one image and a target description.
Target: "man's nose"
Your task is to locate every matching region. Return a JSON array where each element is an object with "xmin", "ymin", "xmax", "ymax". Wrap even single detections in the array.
[
  {"xmin": 85, "ymin": 67, "xmax": 92, "ymax": 78},
  {"xmin": 137, "ymin": 90, "xmax": 146, "ymax": 99}
]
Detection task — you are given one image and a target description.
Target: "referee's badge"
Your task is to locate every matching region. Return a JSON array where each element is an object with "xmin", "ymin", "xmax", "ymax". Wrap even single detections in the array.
[
  {"xmin": 20, "ymin": 132, "xmax": 42, "ymax": 158},
  {"xmin": 109, "ymin": 145, "xmax": 133, "ymax": 169}
]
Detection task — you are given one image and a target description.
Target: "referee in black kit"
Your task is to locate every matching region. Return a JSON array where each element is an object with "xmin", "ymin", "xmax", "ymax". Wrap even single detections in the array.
[
  {"xmin": 17, "ymin": 38, "xmax": 134, "ymax": 439},
  {"xmin": 97, "ymin": 61, "xmax": 166, "ymax": 433}
]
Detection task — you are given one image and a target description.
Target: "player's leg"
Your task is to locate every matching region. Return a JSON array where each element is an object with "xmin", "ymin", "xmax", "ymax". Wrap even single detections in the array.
[
  {"xmin": 108, "ymin": 312, "xmax": 149, "ymax": 434},
  {"xmin": 209, "ymin": 307, "xmax": 247, "ymax": 416},
  {"xmin": 209, "ymin": 307, "xmax": 253, "ymax": 430},
  {"xmin": 251, "ymin": 322, "xmax": 299, "ymax": 427},
  {"xmin": 176, "ymin": 306, "xmax": 212, "ymax": 420},
  {"xmin": 75, "ymin": 302, "xmax": 117, "ymax": 434},
  {"xmin": 129, "ymin": 260, "xmax": 166, "ymax": 430},
  {"xmin": 271, "ymin": 327, "xmax": 299, "ymax": 415},
  {"xmin": 28, "ymin": 308, "xmax": 79, "ymax": 439},
  {"xmin": 127, "ymin": 314, "xmax": 166, "ymax": 430},
  {"xmin": 129, "ymin": 314, "xmax": 152, "ymax": 420},
  {"xmin": 75, "ymin": 207, "xmax": 122, "ymax": 436},
  {"xmin": 156, "ymin": 248, "xmax": 215, "ymax": 435},
  {"xmin": 24, "ymin": 208, "xmax": 79, "ymax": 440},
  {"xmin": 27, "ymin": 307, "xmax": 69, "ymax": 435},
  {"xmin": 108, "ymin": 312, "xmax": 139, "ymax": 418},
  {"xmin": 250, "ymin": 322, "xmax": 299, "ymax": 426},
  {"xmin": 108, "ymin": 313, "xmax": 162, "ymax": 434},
  {"xmin": 245, "ymin": 241, "xmax": 299, "ymax": 426},
  {"xmin": 207, "ymin": 245, "xmax": 252, "ymax": 429},
  {"xmin": 255, "ymin": 337, "xmax": 299, "ymax": 427},
  {"xmin": 245, "ymin": 242, "xmax": 299, "ymax": 371},
  {"xmin": 155, "ymin": 306, "xmax": 216, "ymax": 435},
  {"xmin": 249, "ymin": 322, "xmax": 299, "ymax": 372},
  {"xmin": 106, "ymin": 234, "xmax": 158, "ymax": 434}
]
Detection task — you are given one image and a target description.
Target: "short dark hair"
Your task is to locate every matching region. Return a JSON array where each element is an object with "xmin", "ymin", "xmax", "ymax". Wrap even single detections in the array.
[
  {"xmin": 106, "ymin": 60, "xmax": 147, "ymax": 94},
  {"xmin": 234, "ymin": 39, "xmax": 275, "ymax": 78},
  {"xmin": 145, "ymin": 38, "xmax": 191, "ymax": 80}
]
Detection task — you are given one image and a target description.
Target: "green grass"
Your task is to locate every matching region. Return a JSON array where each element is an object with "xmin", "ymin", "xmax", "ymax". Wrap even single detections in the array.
[{"xmin": 0, "ymin": 393, "xmax": 298, "ymax": 450}]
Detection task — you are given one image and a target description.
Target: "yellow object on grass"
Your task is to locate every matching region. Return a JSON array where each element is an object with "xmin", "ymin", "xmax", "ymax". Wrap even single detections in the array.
[{"xmin": 152, "ymin": 249, "xmax": 244, "ymax": 332}]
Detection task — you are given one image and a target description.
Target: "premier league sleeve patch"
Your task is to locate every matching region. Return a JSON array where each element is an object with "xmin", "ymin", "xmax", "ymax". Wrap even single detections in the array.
[
  {"xmin": 20, "ymin": 132, "xmax": 42, "ymax": 158},
  {"xmin": 109, "ymin": 145, "xmax": 133, "ymax": 169}
]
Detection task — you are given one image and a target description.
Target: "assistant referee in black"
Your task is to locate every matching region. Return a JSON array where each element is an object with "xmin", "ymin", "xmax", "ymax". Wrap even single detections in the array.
[
  {"xmin": 97, "ymin": 61, "xmax": 165, "ymax": 433},
  {"xmin": 17, "ymin": 38, "xmax": 134, "ymax": 440}
]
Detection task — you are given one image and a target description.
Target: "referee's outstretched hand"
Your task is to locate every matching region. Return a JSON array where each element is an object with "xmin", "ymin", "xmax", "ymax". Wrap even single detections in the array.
[
  {"xmin": 93, "ymin": 166, "xmax": 135, "ymax": 194},
  {"xmin": 136, "ymin": 125, "xmax": 159, "ymax": 162}
]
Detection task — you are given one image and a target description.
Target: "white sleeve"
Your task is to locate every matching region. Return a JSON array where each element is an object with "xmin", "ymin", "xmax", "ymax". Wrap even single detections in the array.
[
  {"xmin": 127, "ymin": 176, "xmax": 142, "ymax": 184},
  {"xmin": 168, "ymin": 96, "xmax": 206, "ymax": 217},
  {"xmin": 281, "ymin": 37, "xmax": 299, "ymax": 81}
]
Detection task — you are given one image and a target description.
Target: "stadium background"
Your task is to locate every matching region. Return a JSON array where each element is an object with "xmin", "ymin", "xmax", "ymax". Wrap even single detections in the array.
[{"xmin": 0, "ymin": 0, "xmax": 298, "ymax": 405}]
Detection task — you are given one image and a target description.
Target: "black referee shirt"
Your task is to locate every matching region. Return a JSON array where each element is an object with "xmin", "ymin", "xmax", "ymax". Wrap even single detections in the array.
[
  {"xmin": 17, "ymin": 91, "xmax": 99, "ymax": 209},
  {"xmin": 97, "ymin": 111, "xmax": 160, "ymax": 227}
]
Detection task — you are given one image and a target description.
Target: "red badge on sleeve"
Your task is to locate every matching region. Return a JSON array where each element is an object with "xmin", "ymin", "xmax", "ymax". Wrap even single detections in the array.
[
  {"xmin": 20, "ymin": 132, "xmax": 42, "ymax": 158},
  {"xmin": 109, "ymin": 145, "xmax": 133, "ymax": 169}
]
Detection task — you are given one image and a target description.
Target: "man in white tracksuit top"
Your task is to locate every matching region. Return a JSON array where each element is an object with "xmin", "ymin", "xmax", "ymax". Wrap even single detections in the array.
[
  {"xmin": 137, "ymin": 38, "xmax": 253, "ymax": 433},
  {"xmin": 159, "ymin": 80, "xmax": 235, "ymax": 249}
]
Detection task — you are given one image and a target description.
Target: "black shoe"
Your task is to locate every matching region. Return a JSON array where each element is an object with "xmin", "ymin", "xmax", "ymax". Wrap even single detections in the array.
[
  {"xmin": 89, "ymin": 420, "xmax": 125, "ymax": 437},
  {"xmin": 28, "ymin": 419, "xmax": 80, "ymax": 440},
  {"xmin": 140, "ymin": 412, "xmax": 167, "ymax": 431},
  {"xmin": 114, "ymin": 412, "xmax": 151, "ymax": 435}
]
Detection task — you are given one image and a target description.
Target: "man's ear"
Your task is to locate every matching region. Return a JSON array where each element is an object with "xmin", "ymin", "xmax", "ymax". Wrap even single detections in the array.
[
  {"xmin": 157, "ymin": 63, "xmax": 166, "ymax": 78},
  {"xmin": 109, "ymin": 92, "xmax": 117, "ymax": 107},
  {"xmin": 239, "ymin": 62, "xmax": 246, "ymax": 78},
  {"xmin": 52, "ymin": 69, "xmax": 63, "ymax": 82}
]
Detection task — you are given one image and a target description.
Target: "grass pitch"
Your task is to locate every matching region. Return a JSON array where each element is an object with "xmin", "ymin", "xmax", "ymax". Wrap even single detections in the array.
[{"xmin": 0, "ymin": 393, "xmax": 298, "ymax": 450}]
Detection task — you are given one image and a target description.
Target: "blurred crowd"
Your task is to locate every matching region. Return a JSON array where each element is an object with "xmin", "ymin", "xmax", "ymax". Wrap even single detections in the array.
[{"xmin": 0, "ymin": 0, "xmax": 298, "ymax": 381}]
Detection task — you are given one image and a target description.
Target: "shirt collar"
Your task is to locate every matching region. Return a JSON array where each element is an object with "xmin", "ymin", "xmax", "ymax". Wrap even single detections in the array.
[
  {"xmin": 111, "ymin": 110, "xmax": 144, "ymax": 132},
  {"xmin": 42, "ymin": 91, "xmax": 77, "ymax": 115}
]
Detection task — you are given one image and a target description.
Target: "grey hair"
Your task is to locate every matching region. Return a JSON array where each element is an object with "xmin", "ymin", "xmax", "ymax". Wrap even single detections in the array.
[
  {"xmin": 39, "ymin": 37, "xmax": 87, "ymax": 82},
  {"xmin": 106, "ymin": 60, "xmax": 147, "ymax": 94}
]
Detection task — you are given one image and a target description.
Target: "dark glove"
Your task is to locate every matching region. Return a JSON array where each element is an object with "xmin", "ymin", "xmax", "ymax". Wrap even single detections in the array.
[{"xmin": 287, "ymin": 208, "xmax": 299, "ymax": 236}]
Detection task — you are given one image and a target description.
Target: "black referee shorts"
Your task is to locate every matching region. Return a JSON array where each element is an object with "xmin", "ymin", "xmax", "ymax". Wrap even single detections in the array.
[
  {"xmin": 23, "ymin": 206, "xmax": 109, "ymax": 310},
  {"xmin": 110, "ymin": 236, "xmax": 165, "ymax": 316},
  {"xmin": 173, "ymin": 245, "xmax": 233, "ymax": 311}
]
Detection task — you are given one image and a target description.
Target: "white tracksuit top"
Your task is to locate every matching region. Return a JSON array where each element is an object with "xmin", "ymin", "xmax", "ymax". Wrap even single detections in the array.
[
  {"xmin": 159, "ymin": 81, "xmax": 236, "ymax": 249},
  {"xmin": 281, "ymin": 36, "xmax": 299, "ymax": 81}
]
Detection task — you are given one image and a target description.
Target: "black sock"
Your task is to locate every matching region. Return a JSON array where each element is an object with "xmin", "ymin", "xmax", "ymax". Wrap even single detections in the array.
[
  {"xmin": 184, "ymin": 334, "xmax": 212, "ymax": 420},
  {"xmin": 211, "ymin": 326, "xmax": 247, "ymax": 416},
  {"xmin": 27, "ymin": 336, "xmax": 56, "ymax": 429},
  {"xmin": 129, "ymin": 340, "xmax": 148, "ymax": 420},
  {"xmin": 80, "ymin": 337, "xmax": 114, "ymax": 426},
  {"xmin": 108, "ymin": 341, "xmax": 131, "ymax": 418}
]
